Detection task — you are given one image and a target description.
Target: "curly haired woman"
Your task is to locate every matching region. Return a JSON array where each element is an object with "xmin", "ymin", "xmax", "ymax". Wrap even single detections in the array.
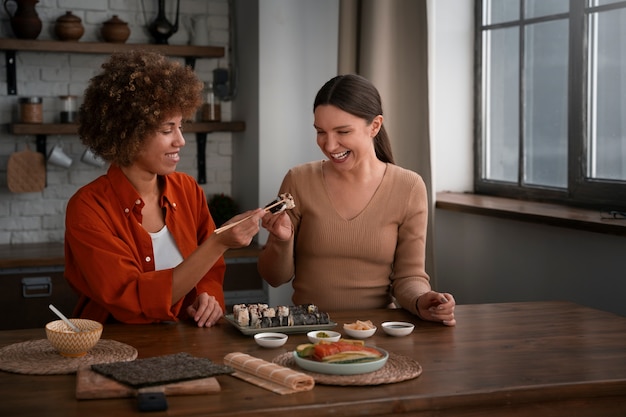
[{"xmin": 65, "ymin": 50, "xmax": 263, "ymax": 326}]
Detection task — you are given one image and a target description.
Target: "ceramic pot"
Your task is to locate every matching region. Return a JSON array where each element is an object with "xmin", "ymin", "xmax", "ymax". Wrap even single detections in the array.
[
  {"xmin": 55, "ymin": 11, "xmax": 84, "ymax": 41},
  {"xmin": 101, "ymin": 15, "xmax": 131, "ymax": 43},
  {"xmin": 3, "ymin": 0, "xmax": 42, "ymax": 40}
]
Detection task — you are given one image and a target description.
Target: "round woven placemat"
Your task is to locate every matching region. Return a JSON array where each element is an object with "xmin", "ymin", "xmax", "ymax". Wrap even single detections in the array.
[
  {"xmin": 272, "ymin": 352, "xmax": 422, "ymax": 386},
  {"xmin": 0, "ymin": 339, "xmax": 137, "ymax": 375}
]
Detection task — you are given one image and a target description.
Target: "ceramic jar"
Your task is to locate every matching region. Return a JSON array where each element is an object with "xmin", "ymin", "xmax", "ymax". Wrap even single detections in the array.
[
  {"xmin": 3, "ymin": 0, "xmax": 42, "ymax": 40},
  {"xmin": 58, "ymin": 95, "xmax": 77, "ymax": 123},
  {"xmin": 54, "ymin": 11, "xmax": 84, "ymax": 41},
  {"xmin": 101, "ymin": 15, "xmax": 131, "ymax": 43},
  {"xmin": 19, "ymin": 97, "xmax": 42, "ymax": 124}
]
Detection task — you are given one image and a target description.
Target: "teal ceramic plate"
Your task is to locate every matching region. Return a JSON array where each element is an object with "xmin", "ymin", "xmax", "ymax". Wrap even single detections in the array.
[{"xmin": 292, "ymin": 347, "xmax": 389, "ymax": 375}]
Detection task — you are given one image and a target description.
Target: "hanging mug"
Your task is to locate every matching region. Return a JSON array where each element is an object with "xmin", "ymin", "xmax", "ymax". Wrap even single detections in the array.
[
  {"xmin": 47, "ymin": 145, "xmax": 73, "ymax": 168},
  {"xmin": 81, "ymin": 148, "xmax": 106, "ymax": 168},
  {"xmin": 189, "ymin": 16, "xmax": 209, "ymax": 46}
]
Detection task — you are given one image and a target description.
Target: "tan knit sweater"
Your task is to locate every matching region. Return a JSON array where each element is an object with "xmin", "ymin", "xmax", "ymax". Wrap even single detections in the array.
[{"xmin": 258, "ymin": 161, "xmax": 431, "ymax": 315}]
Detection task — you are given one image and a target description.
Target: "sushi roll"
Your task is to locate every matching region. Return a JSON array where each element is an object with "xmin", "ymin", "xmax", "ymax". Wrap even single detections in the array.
[
  {"xmin": 277, "ymin": 306, "xmax": 290, "ymax": 326},
  {"xmin": 231, "ymin": 303, "xmax": 331, "ymax": 328},
  {"xmin": 262, "ymin": 307, "xmax": 276, "ymax": 319},
  {"xmin": 303, "ymin": 313, "xmax": 318, "ymax": 325},
  {"xmin": 261, "ymin": 316, "xmax": 282, "ymax": 327},
  {"xmin": 249, "ymin": 305, "xmax": 261, "ymax": 328},
  {"xmin": 263, "ymin": 193, "xmax": 296, "ymax": 215},
  {"xmin": 234, "ymin": 305, "xmax": 249, "ymax": 327},
  {"xmin": 316, "ymin": 311, "xmax": 330, "ymax": 324}
]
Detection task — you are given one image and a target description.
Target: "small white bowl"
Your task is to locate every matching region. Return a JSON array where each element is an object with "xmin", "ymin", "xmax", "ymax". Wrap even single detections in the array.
[
  {"xmin": 381, "ymin": 321, "xmax": 415, "ymax": 337},
  {"xmin": 254, "ymin": 332, "xmax": 288, "ymax": 348},
  {"xmin": 307, "ymin": 330, "xmax": 342, "ymax": 344},
  {"xmin": 343, "ymin": 324, "xmax": 377, "ymax": 339}
]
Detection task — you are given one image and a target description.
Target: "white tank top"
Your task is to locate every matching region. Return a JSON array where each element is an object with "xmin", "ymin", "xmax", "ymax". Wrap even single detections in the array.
[{"xmin": 149, "ymin": 225, "xmax": 184, "ymax": 271}]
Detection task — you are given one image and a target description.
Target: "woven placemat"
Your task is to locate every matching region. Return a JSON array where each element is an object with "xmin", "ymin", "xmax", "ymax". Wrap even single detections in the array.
[
  {"xmin": 0, "ymin": 339, "xmax": 137, "ymax": 375},
  {"xmin": 272, "ymin": 352, "xmax": 422, "ymax": 386}
]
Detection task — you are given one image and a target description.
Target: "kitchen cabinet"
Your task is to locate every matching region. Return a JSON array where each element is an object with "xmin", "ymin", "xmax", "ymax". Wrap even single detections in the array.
[
  {"xmin": 0, "ymin": 243, "xmax": 267, "ymax": 330},
  {"xmin": 0, "ymin": 266, "xmax": 76, "ymax": 330},
  {"xmin": 0, "ymin": 38, "xmax": 245, "ymax": 183}
]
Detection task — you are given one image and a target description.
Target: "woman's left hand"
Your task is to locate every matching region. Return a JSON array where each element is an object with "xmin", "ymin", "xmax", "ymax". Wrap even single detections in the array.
[
  {"xmin": 187, "ymin": 292, "xmax": 223, "ymax": 327},
  {"xmin": 261, "ymin": 211, "xmax": 293, "ymax": 241},
  {"xmin": 417, "ymin": 291, "xmax": 456, "ymax": 326}
]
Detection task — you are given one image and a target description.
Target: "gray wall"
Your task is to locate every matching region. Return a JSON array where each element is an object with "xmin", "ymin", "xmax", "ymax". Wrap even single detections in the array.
[
  {"xmin": 0, "ymin": 0, "xmax": 232, "ymax": 244},
  {"xmin": 233, "ymin": 0, "xmax": 339, "ymax": 306},
  {"xmin": 434, "ymin": 210, "xmax": 626, "ymax": 317},
  {"xmin": 429, "ymin": 0, "xmax": 625, "ymax": 317}
]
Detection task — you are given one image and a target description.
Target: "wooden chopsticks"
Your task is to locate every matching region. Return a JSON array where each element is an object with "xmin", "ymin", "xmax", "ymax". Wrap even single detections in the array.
[{"xmin": 213, "ymin": 198, "xmax": 287, "ymax": 235}]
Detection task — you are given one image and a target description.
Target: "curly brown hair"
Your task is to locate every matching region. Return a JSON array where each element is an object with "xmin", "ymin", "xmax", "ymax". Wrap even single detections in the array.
[{"xmin": 78, "ymin": 50, "xmax": 203, "ymax": 167}]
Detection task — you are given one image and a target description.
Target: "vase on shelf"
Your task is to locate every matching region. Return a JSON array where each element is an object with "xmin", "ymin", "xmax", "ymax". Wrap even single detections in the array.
[
  {"xmin": 148, "ymin": 0, "xmax": 179, "ymax": 45},
  {"xmin": 54, "ymin": 11, "xmax": 84, "ymax": 42},
  {"xmin": 101, "ymin": 15, "xmax": 131, "ymax": 43},
  {"xmin": 3, "ymin": 0, "xmax": 42, "ymax": 40}
]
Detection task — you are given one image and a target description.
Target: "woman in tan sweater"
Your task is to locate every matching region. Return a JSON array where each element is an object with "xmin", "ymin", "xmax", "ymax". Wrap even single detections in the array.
[{"xmin": 258, "ymin": 74, "xmax": 456, "ymax": 326}]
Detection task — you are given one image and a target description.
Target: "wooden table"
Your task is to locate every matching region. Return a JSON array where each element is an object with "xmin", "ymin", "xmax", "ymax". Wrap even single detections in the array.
[{"xmin": 0, "ymin": 301, "xmax": 625, "ymax": 416}]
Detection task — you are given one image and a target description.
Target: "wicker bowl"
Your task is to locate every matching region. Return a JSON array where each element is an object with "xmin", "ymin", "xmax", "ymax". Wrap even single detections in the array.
[{"xmin": 45, "ymin": 319, "xmax": 103, "ymax": 357}]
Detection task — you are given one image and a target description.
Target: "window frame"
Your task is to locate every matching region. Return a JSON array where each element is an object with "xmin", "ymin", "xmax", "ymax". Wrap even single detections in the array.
[{"xmin": 474, "ymin": 0, "xmax": 626, "ymax": 211}]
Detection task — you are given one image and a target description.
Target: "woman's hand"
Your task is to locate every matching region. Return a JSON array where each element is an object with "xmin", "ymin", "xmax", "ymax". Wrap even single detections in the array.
[
  {"xmin": 417, "ymin": 291, "xmax": 456, "ymax": 326},
  {"xmin": 261, "ymin": 211, "xmax": 293, "ymax": 241},
  {"xmin": 216, "ymin": 209, "xmax": 264, "ymax": 248},
  {"xmin": 187, "ymin": 292, "xmax": 223, "ymax": 327}
]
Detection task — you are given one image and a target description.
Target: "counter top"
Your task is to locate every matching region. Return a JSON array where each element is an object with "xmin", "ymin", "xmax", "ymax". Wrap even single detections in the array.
[
  {"xmin": 0, "ymin": 242, "xmax": 262, "ymax": 269},
  {"xmin": 0, "ymin": 242, "xmax": 64, "ymax": 269},
  {"xmin": 0, "ymin": 302, "xmax": 625, "ymax": 416}
]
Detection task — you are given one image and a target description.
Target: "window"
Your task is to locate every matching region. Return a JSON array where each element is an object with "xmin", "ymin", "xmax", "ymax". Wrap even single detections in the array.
[{"xmin": 475, "ymin": 0, "xmax": 626, "ymax": 210}]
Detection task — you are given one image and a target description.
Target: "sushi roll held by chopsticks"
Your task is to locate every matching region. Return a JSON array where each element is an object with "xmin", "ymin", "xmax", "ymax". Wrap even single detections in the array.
[
  {"xmin": 214, "ymin": 193, "xmax": 296, "ymax": 234},
  {"xmin": 264, "ymin": 193, "xmax": 296, "ymax": 214}
]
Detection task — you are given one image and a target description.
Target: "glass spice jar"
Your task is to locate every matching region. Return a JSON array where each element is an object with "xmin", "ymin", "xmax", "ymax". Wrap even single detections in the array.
[
  {"xmin": 59, "ymin": 95, "xmax": 77, "ymax": 123},
  {"xmin": 19, "ymin": 97, "xmax": 43, "ymax": 124},
  {"xmin": 201, "ymin": 82, "xmax": 221, "ymax": 122}
]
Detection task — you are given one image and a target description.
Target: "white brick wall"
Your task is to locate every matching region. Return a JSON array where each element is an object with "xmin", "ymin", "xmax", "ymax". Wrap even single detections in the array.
[{"xmin": 0, "ymin": 0, "xmax": 233, "ymax": 244}]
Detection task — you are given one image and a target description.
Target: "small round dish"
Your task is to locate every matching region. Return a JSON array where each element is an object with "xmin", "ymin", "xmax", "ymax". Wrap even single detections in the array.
[
  {"xmin": 307, "ymin": 330, "xmax": 342, "ymax": 344},
  {"xmin": 381, "ymin": 321, "xmax": 415, "ymax": 337},
  {"xmin": 343, "ymin": 324, "xmax": 377, "ymax": 339},
  {"xmin": 293, "ymin": 347, "xmax": 388, "ymax": 375},
  {"xmin": 254, "ymin": 332, "xmax": 288, "ymax": 348}
]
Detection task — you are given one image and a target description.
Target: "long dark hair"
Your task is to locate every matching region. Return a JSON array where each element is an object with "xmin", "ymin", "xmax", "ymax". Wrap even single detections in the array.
[{"xmin": 313, "ymin": 74, "xmax": 394, "ymax": 164}]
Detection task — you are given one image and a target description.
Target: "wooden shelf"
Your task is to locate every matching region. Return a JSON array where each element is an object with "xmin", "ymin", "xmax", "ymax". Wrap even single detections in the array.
[
  {"xmin": 8, "ymin": 122, "xmax": 245, "ymax": 136},
  {"xmin": 0, "ymin": 38, "xmax": 241, "ymax": 184},
  {"xmin": 0, "ymin": 38, "xmax": 225, "ymax": 95},
  {"xmin": 0, "ymin": 38, "xmax": 224, "ymax": 58},
  {"xmin": 436, "ymin": 191, "xmax": 626, "ymax": 237}
]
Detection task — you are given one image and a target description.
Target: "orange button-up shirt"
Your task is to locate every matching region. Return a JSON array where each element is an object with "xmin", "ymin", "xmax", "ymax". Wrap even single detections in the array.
[{"xmin": 64, "ymin": 164, "xmax": 225, "ymax": 324}]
